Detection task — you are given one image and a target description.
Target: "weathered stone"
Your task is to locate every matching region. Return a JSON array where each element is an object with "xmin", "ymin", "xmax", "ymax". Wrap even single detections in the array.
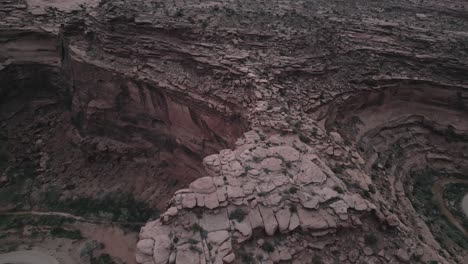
[
  {"xmin": 299, "ymin": 194, "xmax": 320, "ymax": 209},
  {"xmin": 269, "ymin": 146, "xmax": 300, "ymax": 162},
  {"xmin": 348, "ymin": 249, "xmax": 360, "ymax": 262},
  {"xmin": 136, "ymin": 252, "xmax": 153, "ymax": 264},
  {"xmin": 137, "ymin": 239, "xmax": 155, "ymax": 255},
  {"xmin": 207, "ymin": 230, "xmax": 229, "ymax": 245},
  {"xmin": 223, "ymin": 253, "xmax": 235, "ymax": 263},
  {"xmin": 175, "ymin": 248, "xmax": 199, "ymax": 264},
  {"xmin": 195, "ymin": 193, "xmax": 205, "ymax": 207},
  {"xmin": 204, "ymin": 192, "xmax": 220, "ymax": 209},
  {"xmin": 363, "ymin": 247, "xmax": 373, "ymax": 256},
  {"xmin": 386, "ymin": 214, "xmax": 400, "ymax": 227},
  {"xmin": 181, "ymin": 193, "xmax": 197, "ymax": 209},
  {"xmin": 201, "ymin": 209, "xmax": 230, "ymax": 232},
  {"xmin": 330, "ymin": 200, "xmax": 349, "ymax": 214},
  {"xmin": 204, "ymin": 154, "xmax": 221, "ymax": 171},
  {"xmin": 227, "ymin": 186, "xmax": 245, "ymax": 198},
  {"xmin": 394, "ymin": 249, "xmax": 410, "ymax": 263},
  {"xmin": 296, "ymin": 158, "xmax": 327, "ymax": 185},
  {"xmin": 190, "ymin": 176, "xmax": 216, "ymax": 194},
  {"xmin": 261, "ymin": 157, "xmax": 283, "ymax": 171},
  {"xmin": 233, "ymin": 220, "xmax": 252, "ymax": 237},
  {"xmin": 259, "ymin": 206, "xmax": 278, "ymax": 235},
  {"xmin": 297, "ymin": 208, "xmax": 328, "ymax": 230},
  {"xmin": 153, "ymin": 235, "xmax": 171, "ymax": 264},
  {"xmin": 275, "ymin": 208, "xmax": 291, "ymax": 232},
  {"xmin": 278, "ymin": 247, "xmax": 292, "ymax": 261},
  {"xmin": 248, "ymin": 207, "xmax": 264, "ymax": 229},
  {"xmin": 314, "ymin": 187, "xmax": 339, "ymax": 202},
  {"xmin": 288, "ymin": 213, "xmax": 300, "ymax": 231}
]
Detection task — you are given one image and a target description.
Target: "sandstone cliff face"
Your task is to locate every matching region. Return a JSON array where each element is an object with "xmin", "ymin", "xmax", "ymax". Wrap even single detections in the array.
[{"xmin": 1, "ymin": 0, "xmax": 468, "ymax": 263}]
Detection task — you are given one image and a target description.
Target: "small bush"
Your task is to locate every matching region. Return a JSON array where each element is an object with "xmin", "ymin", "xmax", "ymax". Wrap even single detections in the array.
[
  {"xmin": 312, "ymin": 255, "xmax": 323, "ymax": 264},
  {"xmin": 229, "ymin": 208, "xmax": 247, "ymax": 222},
  {"xmin": 288, "ymin": 186, "xmax": 298, "ymax": 194},
  {"xmin": 191, "ymin": 223, "xmax": 203, "ymax": 233},
  {"xmin": 299, "ymin": 134, "xmax": 311, "ymax": 144},
  {"xmin": 50, "ymin": 227, "xmax": 83, "ymax": 240},
  {"xmin": 333, "ymin": 186, "xmax": 344, "ymax": 194},
  {"xmin": 365, "ymin": 233, "xmax": 378, "ymax": 246},
  {"xmin": 289, "ymin": 205, "xmax": 297, "ymax": 213},
  {"xmin": 91, "ymin": 254, "xmax": 115, "ymax": 264},
  {"xmin": 261, "ymin": 241, "xmax": 275, "ymax": 253}
]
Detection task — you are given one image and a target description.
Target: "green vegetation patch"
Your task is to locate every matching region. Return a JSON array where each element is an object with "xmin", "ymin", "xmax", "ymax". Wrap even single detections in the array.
[
  {"xmin": 40, "ymin": 188, "xmax": 160, "ymax": 223},
  {"xmin": 50, "ymin": 226, "xmax": 83, "ymax": 240},
  {"xmin": 91, "ymin": 253, "xmax": 115, "ymax": 264},
  {"xmin": 0, "ymin": 215, "xmax": 75, "ymax": 231},
  {"xmin": 410, "ymin": 169, "xmax": 468, "ymax": 251},
  {"xmin": 229, "ymin": 208, "xmax": 247, "ymax": 222},
  {"xmin": 443, "ymin": 183, "xmax": 468, "ymax": 230}
]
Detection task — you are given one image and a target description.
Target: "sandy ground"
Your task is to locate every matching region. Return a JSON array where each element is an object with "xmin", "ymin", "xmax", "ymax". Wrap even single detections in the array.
[
  {"xmin": 78, "ymin": 222, "xmax": 138, "ymax": 264},
  {"xmin": 0, "ymin": 250, "xmax": 58, "ymax": 264},
  {"xmin": 0, "ymin": 221, "xmax": 138, "ymax": 264}
]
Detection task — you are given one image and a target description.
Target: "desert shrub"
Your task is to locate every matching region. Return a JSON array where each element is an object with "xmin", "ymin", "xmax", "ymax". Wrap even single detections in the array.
[
  {"xmin": 312, "ymin": 255, "xmax": 323, "ymax": 264},
  {"xmin": 289, "ymin": 186, "xmax": 298, "ymax": 194},
  {"xmin": 91, "ymin": 254, "xmax": 115, "ymax": 264},
  {"xmin": 365, "ymin": 233, "xmax": 378, "ymax": 246},
  {"xmin": 299, "ymin": 134, "xmax": 311, "ymax": 144},
  {"xmin": 229, "ymin": 208, "xmax": 247, "ymax": 222},
  {"xmin": 50, "ymin": 227, "xmax": 83, "ymax": 240},
  {"xmin": 261, "ymin": 241, "xmax": 275, "ymax": 252}
]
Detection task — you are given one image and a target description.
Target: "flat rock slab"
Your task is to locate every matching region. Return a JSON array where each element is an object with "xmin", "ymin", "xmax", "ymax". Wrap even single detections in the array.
[{"xmin": 190, "ymin": 176, "xmax": 216, "ymax": 194}]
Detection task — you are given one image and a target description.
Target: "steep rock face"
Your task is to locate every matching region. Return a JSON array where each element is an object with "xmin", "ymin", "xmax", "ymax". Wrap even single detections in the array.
[{"xmin": 63, "ymin": 51, "xmax": 247, "ymax": 158}]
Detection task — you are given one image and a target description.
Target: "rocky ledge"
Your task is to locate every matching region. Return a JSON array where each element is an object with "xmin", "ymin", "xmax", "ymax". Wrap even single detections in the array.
[{"xmin": 136, "ymin": 130, "xmax": 439, "ymax": 264}]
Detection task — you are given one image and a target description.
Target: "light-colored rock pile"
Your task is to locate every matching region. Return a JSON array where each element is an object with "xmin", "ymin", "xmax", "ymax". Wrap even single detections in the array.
[{"xmin": 136, "ymin": 131, "xmax": 392, "ymax": 264}]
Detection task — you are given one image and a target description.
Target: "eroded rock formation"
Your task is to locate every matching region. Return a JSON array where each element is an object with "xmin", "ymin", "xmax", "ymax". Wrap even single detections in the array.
[{"xmin": 1, "ymin": 0, "xmax": 468, "ymax": 263}]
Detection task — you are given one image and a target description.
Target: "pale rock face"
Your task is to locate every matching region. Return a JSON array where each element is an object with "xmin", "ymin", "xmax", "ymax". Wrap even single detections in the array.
[
  {"xmin": 275, "ymin": 208, "xmax": 291, "ymax": 232},
  {"xmin": 181, "ymin": 193, "xmax": 197, "ymax": 208},
  {"xmin": 153, "ymin": 235, "xmax": 172, "ymax": 264},
  {"xmin": 201, "ymin": 210, "xmax": 230, "ymax": 232},
  {"xmin": 297, "ymin": 208, "xmax": 329, "ymax": 230},
  {"xmin": 329, "ymin": 131, "xmax": 343, "ymax": 142},
  {"xmin": 248, "ymin": 207, "xmax": 264, "ymax": 229},
  {"xmin": 204, "ymin": 154, "xmax": 221, "ymax": 173},
  {"xmin": 226, "ymin": 185, "xmax": 245, "ymax": 198},
  {"xmin": 299, "ymin": 193, "xmax": 321, "ymax": 209},
  {"xmin": 233, "ymin": 219, "xmax": 252, "ymax": 237},
  {"xmin": 222, "ymin": 253, "xmax": 235, "ymax": 263},
  {"xmin": 134, "ymin": 131, "xmax": 436, "ymax": 264},
  {"xmin": 137, "ymin": 239, "xmax": 155, "ymax": 256},
  {"xmin": 204, "ymin": 192, "xmax": 220, "ymax": 209},
  {"xmin": 394, "ymin": 249, "xmax": 410, "ymax": 263},
  {"xmin": 288, "ymin": 213, "xmax": 300, "ymax": 231},
  {"xmin": 175, "ymin": 248, "xmax": 200, "ymax": 264},
  {"xmin": 269, "ymin": 146, "xmax": 300, "ymax": 162},
  {"xmin": 190, "ymin": 176, "xmax": 216, "ymax": 194},
  {"xmin": 313, "ymin": 187, "xmax": 339, "ymax": 202},
  {"xmin": 261, "ymin": 157, "xmax": 283, "ymax": 171},
  {"xmin": 259, "ymin": 206, "xmax": 279, "ymax": 235},
  {"xmin": 207, "ymin": 230, "xmax": 230, "ymax": 245},
  {"xmin": 296, "ymin": 158, "xmax": 327, "ymax": 185},
  {"xmin": 330, "ymin": 200, "xmax": 349, "ymax": 214}
]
